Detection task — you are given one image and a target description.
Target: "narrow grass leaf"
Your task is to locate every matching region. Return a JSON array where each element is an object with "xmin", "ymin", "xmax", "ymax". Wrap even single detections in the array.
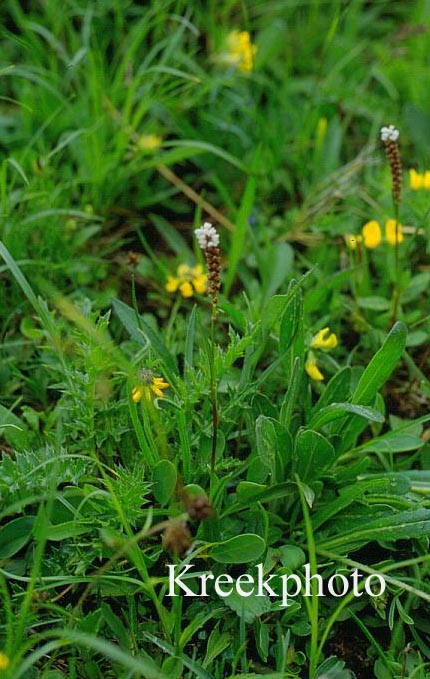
[{"xmin": 224, "ymin": 149, "xmax": 259, "ymax": 295}]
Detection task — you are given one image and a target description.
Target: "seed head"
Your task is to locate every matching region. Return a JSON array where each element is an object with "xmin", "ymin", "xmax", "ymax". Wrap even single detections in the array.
[
  {"xmin": 183, "ymin": 491, "xmax": 214, "ymax": 521},
  {"xmin": 162, "ymin": 519, "xmax": 192, "ymax": 555}
]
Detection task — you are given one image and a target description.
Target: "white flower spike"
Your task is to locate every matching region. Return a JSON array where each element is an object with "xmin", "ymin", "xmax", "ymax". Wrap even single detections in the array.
[
  {"xmin": 195, "ymin": 222, "xmax": 220, "ymax": 249},
  {"xmin": 380, "ymin": 125, "xmax": 399, "ymax": 142}
]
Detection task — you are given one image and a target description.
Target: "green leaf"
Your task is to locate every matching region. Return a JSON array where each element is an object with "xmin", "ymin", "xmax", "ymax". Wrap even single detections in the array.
[
  {"xmin": 203, "ymin": 627, "xmax": 232, "ymax": 668},
  {"xmin": 317, "ymin": 508, "xmax": 430, "ymax": 552},
  {"xmin": 224, "ymin": 150, "xmax": 259, "ymax": 295},
  {"xmin": 112, "ymin": 298, "xmax": 178, "ymax": 379},
  {"xmin": 262, "ymin": 242, "xmax": 294, "ymax": 301},
  {"xmin": 46, "ymin": 521, "xmax": 94, "ymax": 541},
  {"xmin": 261, "ymin": 272, "xmax": 311, "ymax": 335},
  {"xmin": 184, "ymin": 305, "xmax": 197, "ymax": 370},
  {"xmin": 308, "ymin": 403, "xmax": 385, "ymax": 430},
  {"xmin": 209, "ymin": 534, "xmax": 265, "ymax": 564},
  {"xmin": 359, "ymin": 433, "xmax": 423, "ymax": 454},
  {"xmin": 279, "ymin": 285, "xmax": 302, "ymax": 354},
  {"xmin": 352, "ymin": 322, "xmax": 407, "ymax": 406},
  {"xmin": 334, "ymin": 322, "xmax": 407, "ymax": 453},
  {"xmin": 152, "ymin": 460, "xmax": 177, "ymax": 505},
  {"xmin": 293, "ymin": 429, "xmax": 336, "ymax": 482},
  {"xmin": 278, "ymin": 545, "xmax": 306, "ymax": 570},
  {"xmin": 0, "ymin": 516, "xmax": 36, "ymax": 557},
  {"xmin": 357, "ymin": 296, "xmax": 391, "ymax": 311},
  {"xmin": 255, "ymin": 416, "xmax": 277, "ymax": 473},
  {"xmin": 310, "ymin": 367, "xmax": 352, "ymax": 417},
  {"xmin": 42, "ymin": 630, "xmax": 168, "ymax": 679},
  {"xmin": 236, "ymin": 482, "xmax": 267, "ymax": 503},
  {"xmin": 313, "ymin": 476, "xmax": 411, "ymax": 530},
  {"xmin": 0, "ymin": 405, "xmax": 29, "ymax": 449},
  {"xmin": 223, "ymin": 588, "xmax": 271, "ymax": 623}
]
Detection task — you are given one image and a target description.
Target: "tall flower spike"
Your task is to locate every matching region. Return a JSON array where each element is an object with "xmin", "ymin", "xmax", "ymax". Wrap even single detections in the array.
[
  {"xmin": 380, "ymin": 125, "xmax": 402, "ymax": 206},
  {"xmin": 195, "ymin": 222, "xmax": 221, "ymax": 305}
]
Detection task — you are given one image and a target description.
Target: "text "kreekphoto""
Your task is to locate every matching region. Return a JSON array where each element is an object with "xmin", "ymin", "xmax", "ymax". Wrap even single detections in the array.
[{"xmin": 167, "ymin": 563, "xmax": 386, "ymax": 607}]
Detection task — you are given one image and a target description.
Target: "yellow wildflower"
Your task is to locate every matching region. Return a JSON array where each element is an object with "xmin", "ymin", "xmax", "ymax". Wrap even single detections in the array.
[
  {"xmin": 137, "ymin": 134, "xmax": 162, "ymax": 152},
  {"xmin": 0, "ymin": 652, "xmax": 9, "ymax": 670},
  {"xmin": 345, "ymin": 234, "xmax": 362, "ymax": 250},
  {"xmin": 385, "ymin": 219, "xmax": 404, "ymax": 245},
  {"xmin": 165, "ymin": 264, "xmax": 207, "ymax": 298},
  {"xmin": 409, "ymin": 168, "xmax": 423, "ymax": 190},
  {"xmin": 179, "ymin": 281, "xmax": 193, "ymax": 298},
  {"xmin": 362, "ymin": 220, "xmax": 382, "ymax": 249},
  {"xmin": 224, "ymin": 30, "xmax": 257, "ymax": 73},
  {"xmin": 305, "ymin": 354, "xmax": 324, "ymax": 381},
  {"xmin": 408, "ymin": 168, "xmax": 430, "ymax": 190},
  {"xmin": 311, "ymin": 327, "xmax": 338, "ymax": 351},
  {"xmin": 132, "ymin": 371, "xmax": 170, "ymax": 404}
]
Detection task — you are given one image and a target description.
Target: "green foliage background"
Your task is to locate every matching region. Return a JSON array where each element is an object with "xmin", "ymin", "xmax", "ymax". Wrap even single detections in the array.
[{"xmin": 1, "ymin": 1, "xmax": 430, "ymax": 678}]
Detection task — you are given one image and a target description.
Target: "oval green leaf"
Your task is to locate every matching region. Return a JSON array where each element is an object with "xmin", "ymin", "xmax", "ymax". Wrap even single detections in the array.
[{"xmin": 210, "ymin": 534, "xmax": 265, "ymax": 564}]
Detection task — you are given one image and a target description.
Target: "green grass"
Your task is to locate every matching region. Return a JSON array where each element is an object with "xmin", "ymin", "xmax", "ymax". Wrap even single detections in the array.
[{"xmin": 1, "ymin": 1, "xmax": 430, "ymax": 678}]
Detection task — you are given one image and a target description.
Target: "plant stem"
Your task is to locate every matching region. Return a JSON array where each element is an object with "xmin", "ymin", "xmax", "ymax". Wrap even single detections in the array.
[
  {"xmin": 210, "ymin": 305, "xmax": 218, "ymax": 473},
  {"xmin": 296, "ymin": 477, "xmax": 320, "ymax": 678},
  {"xmin": 391, "ymin": 201, "xmax": 401, "ymax": 325}
]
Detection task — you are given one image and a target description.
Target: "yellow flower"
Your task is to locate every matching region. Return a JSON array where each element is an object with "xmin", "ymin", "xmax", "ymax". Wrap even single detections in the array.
[
  {"xmin": 165, "ymin": 276, "xmax": 179, "ymax": 293},
  {"xmin": 165, "ymin": 263, "xmax": 207, "ymax": 298},
  {"xmin": 345, "ymin": 234, "xmax": 362, "ymax": 250},
  {"xmin": 408, "ymin": 168, "xmax": 430, "ymax": 190},
  {"xmin": 0, "ymin": 652, "xmax": 10, "ymax": 670},
  {"xmin": 311, "ymin": 327, "xmax": 338, "ymax": 351},
  {"xmin": 362, "ymin": 220, "xmax": 382, "ymax": 249},
  {"xmin": 224, "ymin": 30, "xmax": 257, "ymax": 73},
  {"xmin": 409, "ymin": 168, "xmax": 423, "ymax": 190},
  {"xmin": 305, "ymin": 354, "xmax": 324, "ymax": 381},
  {"xmin": 137, "ymin": 134, "xmax": 162, "ymax": 152},
  {"xmin": 132, "ymin": 371, "xmax": 170, "ymax": 403},
  {"xmin": 385, "ymin": 219, "xmax": 404, "ymax": 245},
  {"xmin": 179, "ymin": 281, "xmax": 193, "ymax": 298}
]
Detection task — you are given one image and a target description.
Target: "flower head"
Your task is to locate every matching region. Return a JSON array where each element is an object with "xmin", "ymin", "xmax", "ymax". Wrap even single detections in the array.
[
  {"xmin": 311, "ymin": 327, "xmax": 338, "ymax": 351},
  {"xmin": 137, "ymin": 134, "xmax": 162, "ymax": 152},
  {"xmin": 194, "ymin": 222, "xmax": 219, "ymax": 249},
  {"xmin": 385, "ymin": 219, "xmax": 404, "ymax": 245},
  {"xmin": 0, "ymin": 653, "xmax": 10, "ymax": 670},
  {"xmin": 362, "ymin": 220, "xmax": 382, "ymax": 249},
  {"xmin": 165, "ymin": 264, "xmax": 207, "ymax": 298},
  {"xmin": 224, "ymin": 30, "xmax": 257, "ymax": 73},
  {"xmin": 409, "ymin": 168, "xmax": 430, "ymax": 190},
  {"xmin": 305, "ymin": 354, "xmax": 324, "ymax": 381},
  {"xmin": 380, "ymin": 125, "xmax": 399, "ymax": 142},
  {"xmin": 132, "ymin": 371, "xmax": 170, "ymax": 403},
  {"xmin": 409, "ymin": 168, "xmax": 423, "ymax": 190}
]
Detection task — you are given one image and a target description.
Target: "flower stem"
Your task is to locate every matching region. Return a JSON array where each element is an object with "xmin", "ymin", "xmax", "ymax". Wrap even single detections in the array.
[
  {"xmin": 391, "ymin": 202, "xmax": 401, "ymax": 325},
  {"xmin": 210, "ymin": 304, "xmax": 218, "ymax": 473}
]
